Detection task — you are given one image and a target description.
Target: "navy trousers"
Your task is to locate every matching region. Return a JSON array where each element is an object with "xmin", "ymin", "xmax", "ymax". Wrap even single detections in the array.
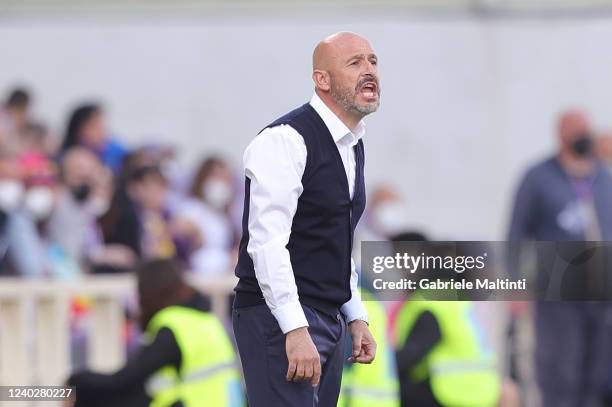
[
  {"xmin": 536, "ymin": 302, "xmax": 610, "ymax": 407},
  {"xmin": 232, "ymin": 303, "xmax": 346, "ymax": 407}
]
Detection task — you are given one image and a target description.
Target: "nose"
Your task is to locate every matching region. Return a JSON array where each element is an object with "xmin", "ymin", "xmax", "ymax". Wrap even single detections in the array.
[
  {"xmin": 361, "ymin": 72, "xmax": 377, "ymax": 86},
  {"xmin": 364, "ymin": 60, "xmax": 377, "ymax": 76}
]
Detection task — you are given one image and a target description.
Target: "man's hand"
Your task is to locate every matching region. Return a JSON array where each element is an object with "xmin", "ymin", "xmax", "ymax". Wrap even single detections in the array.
[
  {"xmin": 285, "ymin": 327, "xmax": 321, "ymax": 387},
  {"xmin": 348, "ymin": 320, "xmax": 376, "ymax": 364}
]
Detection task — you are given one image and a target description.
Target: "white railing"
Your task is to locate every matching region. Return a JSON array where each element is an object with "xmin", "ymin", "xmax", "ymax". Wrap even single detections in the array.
[{"xmin": 0, "ymin": 274, "xmax": 237, "ymax": 388}]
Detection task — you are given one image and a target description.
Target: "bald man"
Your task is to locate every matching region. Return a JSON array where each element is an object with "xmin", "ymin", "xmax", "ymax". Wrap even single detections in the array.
[
  {"xmin": 508, "ymin": 110, "xmax": 612, "ymax": 407},
  {"xmin": 233, "ymin": 32, "xmax": 379, "ymax": 406}
]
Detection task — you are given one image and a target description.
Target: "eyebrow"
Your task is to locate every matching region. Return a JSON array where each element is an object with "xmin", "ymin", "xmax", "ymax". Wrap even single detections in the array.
[{"xmin": 346, "ymin": 53, "xmax": 378, "ymax": 63}]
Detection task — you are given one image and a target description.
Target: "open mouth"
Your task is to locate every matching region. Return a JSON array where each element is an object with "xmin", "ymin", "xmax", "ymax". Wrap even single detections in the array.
[{"xmin": 359, "ymin": 82, "xmax": 378, "ymax": 99}]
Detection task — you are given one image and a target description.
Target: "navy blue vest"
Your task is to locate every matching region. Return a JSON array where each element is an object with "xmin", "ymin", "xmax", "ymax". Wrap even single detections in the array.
[{"xmin": 234, "ymin": 103, "xmax": 366, "ymax": 313}]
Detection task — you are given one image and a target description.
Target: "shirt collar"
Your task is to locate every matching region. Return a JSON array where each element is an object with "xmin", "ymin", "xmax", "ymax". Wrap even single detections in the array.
[{"xmin": 309, "ymin": 92, "xmax": 365, "ymax": 145}]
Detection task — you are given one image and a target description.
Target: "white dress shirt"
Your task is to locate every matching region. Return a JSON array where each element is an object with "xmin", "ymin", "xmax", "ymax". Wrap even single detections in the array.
[{"xmin": 244, "ymin": 92, "xmax": 369, "ymax": 334}]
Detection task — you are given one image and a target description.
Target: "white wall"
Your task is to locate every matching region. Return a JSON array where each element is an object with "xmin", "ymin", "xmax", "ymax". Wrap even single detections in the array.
[{"xmin": 2, "ymin": 12, "xmax": 612, "ymax": 239}]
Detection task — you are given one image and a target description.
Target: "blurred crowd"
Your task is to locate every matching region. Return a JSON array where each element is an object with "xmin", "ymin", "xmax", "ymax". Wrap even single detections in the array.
[{"xmin": 0, "ymin": 86, "xmax": 241, "ymax": 278}]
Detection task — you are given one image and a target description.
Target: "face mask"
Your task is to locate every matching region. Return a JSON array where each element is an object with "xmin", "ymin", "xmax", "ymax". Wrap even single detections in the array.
[
  {"xmin": 0, "ymin": 180, "xmax": 24, "ymax": 212},
  {"xmin": 70, "ymin": 183, "xmax": 91, "ymax": 204},
  {"xmin": 202, "ymin": 180, "xmax": 232, "ymax": 210},
  {"xmin": 87, "ymin": 196, "xmax": 110, "ymax": 216},
  {"xmin": 371, "ymin": 201, "xmax": 410, "ymax": 237},
  {"xmin": 25, "ymin": 186, "xmax": 55, "ymax": 220},
  {"xmin": 161, "ymin": 160, "xmax": 182, "ymax": 182},
  {"xmin": 572, "ymin": 134, "xmax": 593, "ymax": 157}
]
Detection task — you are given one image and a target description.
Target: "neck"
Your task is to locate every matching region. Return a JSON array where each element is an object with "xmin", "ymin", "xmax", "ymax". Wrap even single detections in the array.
[
  {"xmin": 558, "ymin": 150, "xmax": 595, "ymax": 177},
  {"xmin": 315, "ymin": 89, "xmax": 363, "ymax": 132}
]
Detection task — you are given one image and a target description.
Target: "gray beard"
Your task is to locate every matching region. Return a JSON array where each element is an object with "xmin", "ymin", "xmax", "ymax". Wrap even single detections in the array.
[{"xmin": 330, "ymin": 83, "xmax": 379, "ymax": 116}]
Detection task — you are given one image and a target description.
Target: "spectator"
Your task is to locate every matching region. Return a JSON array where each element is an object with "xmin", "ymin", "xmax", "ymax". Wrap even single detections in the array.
[
  {"xmin": 98, "ymin": 152, "xmax": 147, "ymax": 260},
  {"xmin": 508, "ymin": 110, "xmax": 612, "ymax": 407},
  {"xmin": 4, "ymin": 152, "xmax": 80, "ymax": 277},
  {"xmin": 100, "ymin": 160, "xmax": 201, "ymax": 265},
  {"xmin": 47, "ymin": 147, "xmax": 136, "ymax": 273},
  {"xmin": 128, "ymin": 165, "xmax": 177, "ymax": 259},
  {"xmin": 179, "ymin": 156, "xmax": 237, "ymax": 276},
  {"xmin": 61, "ymin": 103, "xmax": 128, "ymax": 173}
]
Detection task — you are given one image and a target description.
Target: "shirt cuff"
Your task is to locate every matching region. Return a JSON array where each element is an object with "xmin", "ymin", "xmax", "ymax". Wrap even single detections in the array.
[
  {"xmin": 341, "ymin": 295, "xmax": 369, "ymax": 324},
  {"xmin": 271, "ymin": 300, "xmax": 309, "ymax": 334}
]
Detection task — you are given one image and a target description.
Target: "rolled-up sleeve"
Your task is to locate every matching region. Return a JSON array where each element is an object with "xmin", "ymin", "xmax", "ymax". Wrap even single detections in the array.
[{"xmin": 244, "ymin": 124, "xmax": 309, "ymax": 334}]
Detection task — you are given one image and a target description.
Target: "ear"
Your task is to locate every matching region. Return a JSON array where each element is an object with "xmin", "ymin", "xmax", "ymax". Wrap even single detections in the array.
[{"xmin": 312, "ymin": 70, "xmax": 331, "ymax": 92}]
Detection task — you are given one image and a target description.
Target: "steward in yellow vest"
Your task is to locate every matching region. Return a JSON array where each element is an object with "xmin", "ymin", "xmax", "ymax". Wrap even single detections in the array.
[
  {"xmin": 394, "ymin": 291, "xmax": 500, "ymax": 407},
  {"xmin": 69, "ymin": 259, "xmax": 244, "ymax": 407}
]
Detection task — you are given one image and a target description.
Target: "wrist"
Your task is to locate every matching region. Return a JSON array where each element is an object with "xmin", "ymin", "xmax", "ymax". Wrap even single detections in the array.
[
  {"xmin": 349, "ymin": 319, "xmax": 369, "ymax": 327},
  {"xmin": 286, "ymin": 326, "xmax": 309, "ymax": 338},
  {"xmin": 348, "ymin": 315, "xmax": 369, "ymax": 326}
]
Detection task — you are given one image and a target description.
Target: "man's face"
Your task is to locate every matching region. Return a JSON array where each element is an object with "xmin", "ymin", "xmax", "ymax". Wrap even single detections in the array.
[
  {"xmin": 328, "ymin": 39, "xmax": 380, "ymax": 116},
  {"xmin": 62, "ymin": 149, "xmax": 99, "ymax": 188},
  {"xmin": 558, "ymin": 111, "xmax": 591, "ymax": 153}
]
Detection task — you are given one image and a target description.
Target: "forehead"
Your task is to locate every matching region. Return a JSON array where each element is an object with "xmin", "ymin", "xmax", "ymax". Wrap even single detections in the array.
[
  {"xmin": 333, "ymin": 36, "xmax": 375, "ymax": 60},
  {"xmin": 560, "ymin": 113, "xmax": 589, "ymax": 130},
  {"xmin": 64, "ymin": 150, "xmax": 97, "ymax": 169}
]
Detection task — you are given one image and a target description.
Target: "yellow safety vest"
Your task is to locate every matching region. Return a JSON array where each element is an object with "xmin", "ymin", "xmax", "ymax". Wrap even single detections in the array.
[
  {"xmin": 394, "ymin": 293, "xmax": 500, "ymax": 407},
  {"xmin": 145, "ymin": 305, "xmax": 244, "ymax": 407},
  {"xmin": 339, "ymin": 291, "xmax": 400, "ymax": 407}
]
